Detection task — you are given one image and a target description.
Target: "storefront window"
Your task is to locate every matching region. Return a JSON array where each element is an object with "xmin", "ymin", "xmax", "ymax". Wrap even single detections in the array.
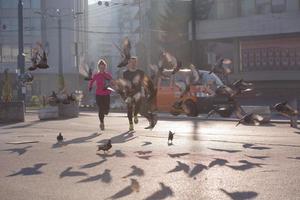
[{"xmin": 240, "ymin": 37, "xmax": 300, "ymax": 72}]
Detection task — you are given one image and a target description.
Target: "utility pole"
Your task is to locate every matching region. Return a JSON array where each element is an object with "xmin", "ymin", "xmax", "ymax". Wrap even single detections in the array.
[
  {"xmin": 58, "ymin": 17, "xmax": 63, "ymax": 78},
  {"xmin": 17, "ymin": 0, "xmax": 25, "ymax": 101},
  {"xmin": 191, "ymin": 0, "xmax": 197, "ymax": 64},
  {"xmin": 57, "ymin": 16, "xmax": 65, "ymax": 90}
]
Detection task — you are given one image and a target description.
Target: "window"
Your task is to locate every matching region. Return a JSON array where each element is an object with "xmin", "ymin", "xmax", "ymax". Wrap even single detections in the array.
[
  {"xmin": 31, "ymin": 0, "xmax": 40, "ymax": 9},
  {"xmin": 240, "ymin": 0, "xmax": 256, "ymax": 16},
  {"xmin": 271, "ymin": 0, "xmax": 286, "ymax": 13},
  {"xmin": 23, "ymin": 0, "xmax": 40, "ymax": 9},
  {"xmin": 0, "ymin": 0, "xmax": 17, "ymax": 8},
  {"xmin": 256, "ymin": 0, "xmax": 271, "ymax": 14},
  {"xmin": 0, "ymin": 45, "xmax": 18, "ymax": 63},
  {"xmin": 215, "ymin": 0, "xmax": 238, "ymax": 19}
]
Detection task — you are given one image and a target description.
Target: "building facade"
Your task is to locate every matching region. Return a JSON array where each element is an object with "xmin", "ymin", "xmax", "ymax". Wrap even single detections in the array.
[
  {"xmin": 193, "ymin": 0, "xmax": 300, "ymax": 102},
  {"xmin": 0, "ymin": 0, "xmax": 88, "ymax": 102}
]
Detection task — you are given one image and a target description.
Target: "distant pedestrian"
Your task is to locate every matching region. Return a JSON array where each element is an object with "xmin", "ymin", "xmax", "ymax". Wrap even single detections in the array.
[{"xmin": 88, "ymin": 59, "xmax": 112, "ymax": 131}]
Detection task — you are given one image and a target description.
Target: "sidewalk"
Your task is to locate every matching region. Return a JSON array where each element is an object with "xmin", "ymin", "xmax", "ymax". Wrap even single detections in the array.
[{"xmin": 25, "ymin": 108, "xmax": 299, "ymax": 124}]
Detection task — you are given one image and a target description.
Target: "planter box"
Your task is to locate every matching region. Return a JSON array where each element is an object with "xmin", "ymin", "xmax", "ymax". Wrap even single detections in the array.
[
  {"xmin": 38, "ymin": 106, "xmax": 59, "ymax": 120},
  {"xmin": 0, "ymin": 101, "xmax": 25, "ymax": 123},
  {"xmin": 58, "ymin": 101, "xmax": 79, "ymax": 118}
]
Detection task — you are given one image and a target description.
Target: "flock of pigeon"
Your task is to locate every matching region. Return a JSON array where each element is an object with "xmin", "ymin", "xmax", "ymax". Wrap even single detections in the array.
[
  {"xmin": 46, "ymin": 90, "xmax": 78, "ymax": 106},
  {"xmin": 56, "ymin": 131, "xmax": 175, "ymax": 153},
  {"xmin": 78, "ymin": 36, "xmax": 300, "ymax": 130}
]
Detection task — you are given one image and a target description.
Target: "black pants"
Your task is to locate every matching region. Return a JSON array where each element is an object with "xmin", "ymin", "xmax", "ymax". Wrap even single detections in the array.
[
  {"xmin": 127, "ymin": 98, "xmax": 153, "ymax": 124},
  {"xmin": 127, "ymin": 100, "xmax": 141, "ymax": 124},
  {"xmin": 96, "ymin": 95, "xmax": 110, "ymax": 123}
]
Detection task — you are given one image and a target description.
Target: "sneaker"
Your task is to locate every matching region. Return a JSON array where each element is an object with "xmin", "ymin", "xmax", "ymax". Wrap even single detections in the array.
[
  {"xmin": 129, "ymin": 123, "xmax": 134, "ymax": 131},
  {"xmin": 134, "ymin": 115, "xmax": 139, "ymax": 124},
  {"xmin": 100, "ymin": 123, "xmax": 105, "ymax": 131}
]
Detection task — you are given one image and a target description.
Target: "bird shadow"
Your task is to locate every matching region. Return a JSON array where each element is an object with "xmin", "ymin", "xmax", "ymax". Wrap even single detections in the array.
[
  {"xmin": 141, "ymin": 141, "xmax": 152, "ymax": 146},
  {"xmin": 2, "ymin": 145, "xmax": 32, "ymax": 156},
  {"xmin": 287, "ymin": 157, "xmax": 300, "ymax": 160},
  {"xmin": 97, "ymin": 131, "xmax": 137, "ymax": 144},
  {"xmin": 244, "ymin": 155, "xmax": 269, "ymax": 160},
  {"xmin": 77, "ymin": 169, "xmax": 112, "ymax": 184},
  {"xmin": 134, "ymin": 150, "xmax": 152, "ymax": 155},
  {"xmin": 294, "ymin": 131, "xmax": 300, "ymax": 135},
  {"xmin": 52, "ymin": 132, "xmax": 100, "ymax": 148},
  {"xmin": 137, "ymin": 155, "xmax": 152, "ymax": 160},
  {"xmin": 7, "ymin": 163, "xmax": 47, "ymax": 177},
  {"xmin": 167, "ymin": 161, "xmax": 190, "ymax": 174},
  {"xmin": 189, "ymin": 163, "xmax": 207, "ymax": 178},
  {"xmin": 208, "ymin": 158, "xmax": 229, "ymax": 168},
  {"xmin": 144, "ymin": 182, "xmax": 174, "ymax": 200},
  {"xmin": 108, "ymin": 179, "xmax": 140, "ymax": 199},
  {"xmin": 220, "ymin": 188, "xmax": 258, "ymax": 200},
  {"xmin": 168, "ymin": 153, "xmax": 190, "ymax": 158},
  {"xmin": 226, "ymin": 160, "xmax": 266, "ymax": 171},
  {"xmin": 122, "ymin": 165, "xmax": 145, "ymax": 178},
  {"xmin": 208, "ymin": 148, "xmax": 241, "ymax": 153},
  {"xmin": 97, "ymin": 150, "xmax": 126, "ymax": 159},
  {"xmin": 59, "ymin": 167, "xmax": 88, "ymax": 178},
  {"xmin": 80, "ymin": 159, "xmax": 107, "ymax": 169},
  {"xmin": 242, "ymin": 143, "xmax": 271, "ymax": 150}
]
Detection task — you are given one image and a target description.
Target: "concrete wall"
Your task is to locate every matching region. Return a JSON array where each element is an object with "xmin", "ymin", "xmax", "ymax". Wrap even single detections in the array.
[{"xmin": 195, "ymin": 12, "xmax": 300, "ymax": 40}]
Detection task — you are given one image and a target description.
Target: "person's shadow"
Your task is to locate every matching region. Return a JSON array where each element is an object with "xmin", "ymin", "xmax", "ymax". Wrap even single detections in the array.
[{"xmin": 97, "ymin": 131, "xmax": 136, "ymax": 144}]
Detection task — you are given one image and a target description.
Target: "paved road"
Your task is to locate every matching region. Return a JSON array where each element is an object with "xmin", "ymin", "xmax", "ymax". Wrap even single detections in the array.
[{"xmin": 0, "ymin": 112, "xmax": 300, "ymax": 200}]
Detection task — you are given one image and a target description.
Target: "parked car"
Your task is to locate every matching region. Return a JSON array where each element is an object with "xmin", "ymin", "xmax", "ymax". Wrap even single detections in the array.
[{"xmin": 156, "ymin": 69, "xmax": 236, "ymax": 116}]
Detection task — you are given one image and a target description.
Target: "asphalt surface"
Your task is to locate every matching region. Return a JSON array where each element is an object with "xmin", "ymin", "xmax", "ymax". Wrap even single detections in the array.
[{"xmin": 0, "ymin": 112, "xmax": 300, "ymax": 200}]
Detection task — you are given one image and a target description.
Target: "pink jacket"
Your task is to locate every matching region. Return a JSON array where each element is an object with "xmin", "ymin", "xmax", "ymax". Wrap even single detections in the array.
[{"xmin": 88, "ymin": 72, "xmax": 112, "ymax": 95}]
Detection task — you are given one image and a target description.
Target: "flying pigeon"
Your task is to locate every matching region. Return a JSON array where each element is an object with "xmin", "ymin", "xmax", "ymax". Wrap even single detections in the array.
[
  {"xmin": 98, "ymin": 139, "xmax": 112, "ymax": 152},
  {"xmin": 207, "ymin": 105, "xmax": 235, "ymax": 118},
  {"xmin": 168, "ymin": 131, "xmax": 175, "ymax": 144},
  {"xmin": 273, "ymin": 101, "xmax": 298, "ymax": 117},
  {"xmin": 116, "ymin": 37, "xmax": 131, "ymax": 68},
  {"xmin": 37, "ymin": 50, "xmax": 49, "ymax": 69},
  {"xmin": 231, "ymin": 79, "xmax": 254, "ymax": 95},
  {"xmin": 57, "ymin": 132, "xmax": 63, "ymax": 143},
  {"xmin": 209, "ymin": 58, "xmax": 232, "ymax": 75},
  {"xmin": 215, "ymin": 85, "xmax": 236, "ymax": 99},
  {"xmin": 28, "ymin": 43, "xmax": 49, "ymax": 70},
  {"xmin": 236, "ymin": 113, "xmax": 264, "ymax": 126}
]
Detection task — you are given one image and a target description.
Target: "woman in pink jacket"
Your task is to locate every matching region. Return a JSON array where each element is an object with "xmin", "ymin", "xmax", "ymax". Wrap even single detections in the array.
[{"xmin": 88, "ymin": 59, "xmax": 112, "ymax": 131}]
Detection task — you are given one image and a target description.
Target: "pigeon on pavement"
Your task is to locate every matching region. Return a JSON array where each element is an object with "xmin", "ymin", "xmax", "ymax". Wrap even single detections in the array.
[
  {"xmin": 98, "ymin": 139, "xmax": 112, "ymax": 152},
  {"xmin": 57, "ymin": 133, "xmax": 63, "ymax": 143}
]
